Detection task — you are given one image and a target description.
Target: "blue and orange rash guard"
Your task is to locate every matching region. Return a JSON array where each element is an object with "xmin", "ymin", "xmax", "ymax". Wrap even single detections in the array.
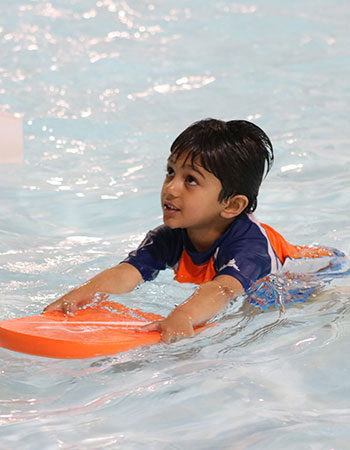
[{"xmin": 123, "ymin": 214, "xmax": 336, "ymax": 291}]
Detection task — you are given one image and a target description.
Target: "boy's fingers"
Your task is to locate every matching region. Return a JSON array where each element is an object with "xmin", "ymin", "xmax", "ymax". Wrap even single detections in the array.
[
  {"xmin": 43, "ymin": 300, "xmax": 61, "ymax": 313},
  {"xmin": 43, "ymin": 298, "xmax": 77, "ymax": 314},
  {"xmin": 62, "ymin": 300, "xmax": 77, "ymax": 315},
  {"xmin": 162, "ymin": 330, "xmax": 175, "ymax": 344},
  {"xmin": 139, "ymin": 320, "xmax": 161, "ymax": 332},
  {"xmin": 162, "ymin": 327, "xmax": 195, "ymax": 343}
]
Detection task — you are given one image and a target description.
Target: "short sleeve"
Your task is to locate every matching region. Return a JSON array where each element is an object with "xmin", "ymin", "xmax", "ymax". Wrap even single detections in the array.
[
  {"xmin": 214, "ymin": 238, "xmax": 273, "ymax": 290},
  {"xmin": 123, "ymin": 226, "xmax": 183, "ymax": 282}
]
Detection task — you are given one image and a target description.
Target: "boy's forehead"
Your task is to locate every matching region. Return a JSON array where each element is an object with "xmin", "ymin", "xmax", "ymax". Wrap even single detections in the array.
[
  {"xmin": 168, "ymin": 151, "xmax": 202, "ymax": 168},
  {"xmin": 168, "ymin": 151, "xmax": 220, "ymax": 182}
]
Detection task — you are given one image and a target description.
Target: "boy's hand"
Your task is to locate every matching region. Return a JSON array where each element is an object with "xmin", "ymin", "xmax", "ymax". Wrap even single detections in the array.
[
  {"xmin": 43, "ymin": 293, "xmax": 88, "ymax": 315},
  {"xmin": 141, "ymin": 276, "xmax": 243, "ymax": 343},
  {"xmin": 141, "ymin": 310, "xmax": 194, "ymax": 343},
  {"xmin": 43, "ymin": 264, "xmax": 142, "ymax": 315}
]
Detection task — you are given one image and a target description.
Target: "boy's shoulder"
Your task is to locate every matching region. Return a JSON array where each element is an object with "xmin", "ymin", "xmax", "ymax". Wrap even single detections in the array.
[
  {"xmin": 219, "ymin": 214, "xmax": 266, "ymax": 242},
  {"xmin": 212, "ymin": 214, "xmax": 276, "ymax": 261},
  {"xmin": 141, "ymin": 225, "xmax": 185, "ymax": 255}
]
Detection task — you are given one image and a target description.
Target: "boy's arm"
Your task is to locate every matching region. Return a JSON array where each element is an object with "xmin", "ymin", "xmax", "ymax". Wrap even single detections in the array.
[
  {"xmin": 43, "ymin": 263, "xmax": 143, "ymax": 314},
  {"xmin": 142, "ymin": 275, "xmax": 244, "ymax": 343}
]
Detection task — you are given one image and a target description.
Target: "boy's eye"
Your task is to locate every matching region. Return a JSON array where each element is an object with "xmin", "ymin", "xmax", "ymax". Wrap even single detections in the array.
[
  {"xmin": 166, "ymin": 166, "xmax": 175, "ymax": 176},
  {"xmin": 186, "ymin": 175, "xmax": 198, "ymax": 186}
]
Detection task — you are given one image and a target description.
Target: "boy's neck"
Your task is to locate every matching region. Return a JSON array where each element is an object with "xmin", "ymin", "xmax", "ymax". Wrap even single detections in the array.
[{"xmin": 186, "ymin": 219, "xmax": 235, "ymax": 252}]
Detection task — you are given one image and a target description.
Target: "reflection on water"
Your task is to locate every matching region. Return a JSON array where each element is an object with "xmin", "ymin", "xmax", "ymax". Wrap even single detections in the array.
[{"xmin": 1, "ymin": 273, "xmax": 350, "ymax": 447}]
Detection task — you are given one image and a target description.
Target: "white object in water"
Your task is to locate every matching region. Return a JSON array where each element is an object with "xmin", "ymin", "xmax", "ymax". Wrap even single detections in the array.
[{"xmin": 0, "ymin": 112, "xmax": 23, "ymax": 163}]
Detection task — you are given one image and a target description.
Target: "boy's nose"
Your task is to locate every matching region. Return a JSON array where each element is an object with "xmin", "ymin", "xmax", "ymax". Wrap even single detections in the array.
[{"xmin": 164, "ymin": 177, "xmax": 181, "ymax": 196}]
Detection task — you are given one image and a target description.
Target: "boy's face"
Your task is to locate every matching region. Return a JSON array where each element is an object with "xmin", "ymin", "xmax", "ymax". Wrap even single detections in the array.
[{"xmin": 161, "ymin": 152, "xmax": 227, "ymax": 233}]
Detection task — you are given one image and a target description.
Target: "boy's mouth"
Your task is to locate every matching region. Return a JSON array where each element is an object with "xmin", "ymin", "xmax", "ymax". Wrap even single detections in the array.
[{"xmin": 164, "ymin": 202, "xmax": 180, "ymax": 212}]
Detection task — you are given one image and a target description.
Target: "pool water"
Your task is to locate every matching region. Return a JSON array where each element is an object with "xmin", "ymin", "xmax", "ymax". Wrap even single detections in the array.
[{"xmin": 1, "ymin": 0, "xmax": 350, "ymax": 448}]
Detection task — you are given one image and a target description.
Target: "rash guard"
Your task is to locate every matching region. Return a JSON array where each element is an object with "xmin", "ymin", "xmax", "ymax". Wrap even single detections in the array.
[{"xmin": 124, "ymin": 214, "xmax": 336, "ymax": 291}]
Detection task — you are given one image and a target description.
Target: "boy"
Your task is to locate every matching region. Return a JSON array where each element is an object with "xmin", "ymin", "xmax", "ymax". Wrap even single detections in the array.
[{"xmin": 44, "ymin": 119, "xmax": 335, "ymax": 343}]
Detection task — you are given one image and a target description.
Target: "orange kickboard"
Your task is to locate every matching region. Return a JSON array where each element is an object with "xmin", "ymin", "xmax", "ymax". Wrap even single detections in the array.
[{"xmin": 0, "ymin": 301, "xmax": 209, "ymax": 359}]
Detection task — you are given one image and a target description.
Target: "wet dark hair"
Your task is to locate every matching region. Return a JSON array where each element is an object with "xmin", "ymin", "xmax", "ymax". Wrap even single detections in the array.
[{"xmin": 170, "ymin": 118, "xmax": 274, "ymax": 214}]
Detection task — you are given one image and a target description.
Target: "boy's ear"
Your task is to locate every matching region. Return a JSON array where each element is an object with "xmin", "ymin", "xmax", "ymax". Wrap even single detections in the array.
[{"xmin": 220, "ymin": 195, "xmax": 249, "ymax": 219}]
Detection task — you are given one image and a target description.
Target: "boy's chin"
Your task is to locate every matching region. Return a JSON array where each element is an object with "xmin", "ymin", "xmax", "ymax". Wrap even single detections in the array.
[{"xmin": 163, "ymin": 217, "xmax": 183, "ymax": 229}]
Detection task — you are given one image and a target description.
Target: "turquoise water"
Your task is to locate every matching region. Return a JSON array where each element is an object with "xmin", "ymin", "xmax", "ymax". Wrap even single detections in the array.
[{"xmin": 1, "ymin": 0, "xmax": 350, "ymax": 448}]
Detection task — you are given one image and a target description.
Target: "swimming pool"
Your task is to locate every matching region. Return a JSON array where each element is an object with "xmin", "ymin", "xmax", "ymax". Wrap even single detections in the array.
[{"xmin": 1, "ymin": 0, "xmax": 350, "ymax": 448}]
